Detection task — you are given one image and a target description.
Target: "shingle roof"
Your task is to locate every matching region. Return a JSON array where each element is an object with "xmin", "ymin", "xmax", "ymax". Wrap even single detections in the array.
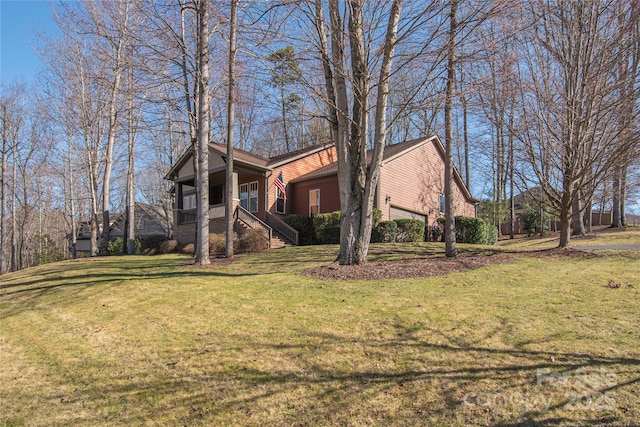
[{"xmin": 209, "ymin": 142, "xmax": 270, "ymax": 168}]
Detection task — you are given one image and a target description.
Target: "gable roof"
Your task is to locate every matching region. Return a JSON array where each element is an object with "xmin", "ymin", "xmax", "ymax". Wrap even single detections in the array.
[
  {"xmin": 267, "ymin": 143, "xmax": 335, "ymax": 167},
  {"xmin": 164, "ymin": 142, "xmax": 334, "ymax": 180},
  {"xmin": 164, "ymin": 143, "xmax": 270, "ymax": 181}
]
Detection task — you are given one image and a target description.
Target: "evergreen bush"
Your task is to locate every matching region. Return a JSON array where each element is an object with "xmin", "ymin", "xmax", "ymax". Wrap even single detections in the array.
[
  {"xmin": 313, "ymin": 210, "xmax": 341, "ymax": 244},
  {"xmin": 393, "ymin": 219, "xmax": 425, "ymax": 242},
  {"xmin": 283, "ymin": 214, "xmax": 314, "ymax": 245},
  {"xmin": 371, "ymin": 220, "xmax": 397, "ymax": 243}
]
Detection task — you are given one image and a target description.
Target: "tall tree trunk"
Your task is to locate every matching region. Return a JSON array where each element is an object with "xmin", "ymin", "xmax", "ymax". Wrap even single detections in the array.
[
  {"xmin": 444, "ymin": 0, "xmax": 458, "ymax": 258},
  {"xmin": 315, "ymin": 0, "xmax": 401, "ymax": 265},
  {"xmin": 0, "ymin": 111, "xmax": 7, "ymax": 274},
  {"xmin": 611, "ymin": 170, "xmax": 622, "ymax": 227},
  {"xmin": 571, "ymin": 189, "xmax": 585, "ymax": 235},
  {"xmin": 620, "ymin": 164, "xmax": 627, "ymax": 226},
  {"xmin": 558, "ymin": 176, "xmax": 573, "ymax": 248},
  {"xmin": 194, "ymin": 0, "xmax": 211, "ymax": 266},
  {"xmin": 225, "ymin": 0, "xmax": 237, "ymax": 259},
  {"xmin": 125, "ymin": 75, "xmax": 136, "ymax": 255},
  {"xmin": 67, "ymin": 141, "xmax": 77, "ymax": 259},
  {"xmin": 11, "ymin": 159, "xmax": 17, "ymax": 271},
  {"xmin": 462, "ymin": 95, "xmax": 470, "ymax": 191},
  {"xmin": 280, "ymin": 86, "xmax": 290, "ymax": 152},
  {"xmin": 100, "ymin": 41, "xmax": 124, "ymax": 255}
]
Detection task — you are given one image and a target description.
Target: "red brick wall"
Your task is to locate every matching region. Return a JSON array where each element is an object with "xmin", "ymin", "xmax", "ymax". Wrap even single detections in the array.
[{"xmin": 290, "ymin": 176, "xmax": 341, "ymax": 216}]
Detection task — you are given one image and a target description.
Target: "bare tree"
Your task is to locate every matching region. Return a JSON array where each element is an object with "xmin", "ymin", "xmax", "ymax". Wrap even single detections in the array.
[
  {"xmin": 516, "ymin": 0, "xmax": 638, "ymax": 247},
  {"xmin": 225, "ymin": 0, "xmax": 238, "ymax": 259},
  {"xmin": 193, "ymin": 0, "xmax": 212, "ymax": 265},
  {"xmin": 444, "ymin": 0, "xmax": 459, "ymax": 257},
  {"xmin": 0, "ymin": 82, "xmax": 27, "ymax": 272},
  {"xmin": 307, "ymin": 0, "xmax": 402, "ymax": 265},
  {"xmin": 611, "ymin": 0, "xmax": 639, "ymax": 228}
]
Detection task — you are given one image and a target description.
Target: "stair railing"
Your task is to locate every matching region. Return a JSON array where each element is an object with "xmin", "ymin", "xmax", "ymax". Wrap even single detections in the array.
[
  {"xmin": 265, "ymin": 212, "xmax": 299, "ymax": 246},
  {"xmin": 235, "ymin": 205, "xmax": 273, "ymax": 248}
]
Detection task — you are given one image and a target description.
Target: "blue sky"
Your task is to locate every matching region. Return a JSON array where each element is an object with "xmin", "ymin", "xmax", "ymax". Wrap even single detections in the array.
[{"xmin": 1, "ymin": 0, "xmax": 57, "ymax": 84}]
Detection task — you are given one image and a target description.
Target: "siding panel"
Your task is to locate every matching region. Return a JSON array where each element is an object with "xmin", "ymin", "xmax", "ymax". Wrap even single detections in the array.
[
  {"xmin": 378, "ymin": 141, "xmax": 475, "ymax": 226},
  {"xmin": 267, "ymin": 146, "xmax": 337, "ymax": 215}
]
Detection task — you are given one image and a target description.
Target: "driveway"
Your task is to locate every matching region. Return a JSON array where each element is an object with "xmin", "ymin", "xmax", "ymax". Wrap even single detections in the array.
[{"xmin": 573, "ymin": 245, "xmax": 640, "ymax": 251}]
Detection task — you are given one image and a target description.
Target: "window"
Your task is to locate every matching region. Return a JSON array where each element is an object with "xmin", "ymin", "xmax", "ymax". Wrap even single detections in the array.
[
  {"xmin": 309, "ymin": 189, "xmax": 320, "ymax": 215},
  {"xmin": 240, "ymin": 181, "xmax": 259, "ymax": 212},
  {"xmin": 275, "ymin": 187, "xmax": 285, "ymax": 214},
  {"xmin": 183, "ymin": 193, "xmax": 196, "ymax": 210},
  {"xmin": 439, "ymin": 194, "xmax": 446, "ymax": 214}
]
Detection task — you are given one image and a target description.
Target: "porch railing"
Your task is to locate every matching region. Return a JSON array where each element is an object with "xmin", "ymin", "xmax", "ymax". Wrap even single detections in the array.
[
  {"xmin": 265, "ymin": 212, "xmax": 299, "ymax": 246},
  {"xmin": 235, "ymin": 205, "xmax": 272, "ymax": 248}
]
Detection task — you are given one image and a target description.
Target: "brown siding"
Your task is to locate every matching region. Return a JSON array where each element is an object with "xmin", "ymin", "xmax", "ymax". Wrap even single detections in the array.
[
  {"xmin": 378, "ymin": 141, "xmax": 475, "ymax": 226},
  {"xmin": 291, "ymin": 177, "xmax": 341, "ymax": 216},
  {"xmin": 267, "ymin": 146, "xmax": 337, "ymax": 216}
]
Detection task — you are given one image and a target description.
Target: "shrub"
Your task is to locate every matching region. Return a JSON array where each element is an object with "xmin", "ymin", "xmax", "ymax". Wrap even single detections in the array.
[
  {"xmin": 107, "ymin": 237, "xmax": 126, "ymax": 255},
  {"xmin": 455, "ymin": 216, "xmax": 487, "ymax": 244},
  {"xmin": 159, "ymin": 239, "xmax": 178, "ymax": 254},
  {"xmin": 208, "ymin": 233, "xmax": 227, "ymax": 255},
  {"xmin": 141, "ymin": 235, "xmax": 167, "ymax": 255},
  {"xmin": 283, "ymin": 214, "xmax": 314, "ymax": 245},
  {"xmin": 313, "ymin": 210, "xmax": 341, "ymax": 244},
  {"xmin": 394, "ymin": 219, "xmax": 425, "ymax": 242},
  {"xmin": 108, "ymin": 237, "xmax": 142, "ymax": 255},
  {"xmin": 237, "ymin": 228, "xmax": 269, "ymax": 253},
  {"xmin": 372, "ymin": 207, "xmax": 382, "ymax": 228},
  {"xmin": 485, "ymin": 223, "xmax": 499, "ymax": 245},
  {"xmin": 181, "ymin": 243, "xmax": 195, "ymax": 255},
  {"xmin": 520, "ymin": 205, "xmax": 553, "ymax": 237},
  {"xmin": 371, "ymin": 220, "xmax": 397, "ymax": 243}
]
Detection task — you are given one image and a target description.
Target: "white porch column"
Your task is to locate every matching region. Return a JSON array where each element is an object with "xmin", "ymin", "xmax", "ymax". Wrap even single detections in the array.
[{"xmin": 232, "ymin": 171, "xmax": 239, "ymax": 211}]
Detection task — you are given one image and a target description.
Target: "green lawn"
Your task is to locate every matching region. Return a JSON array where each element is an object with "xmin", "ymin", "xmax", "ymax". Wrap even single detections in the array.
[
  {"xmin": 1, "ymin": 237, "xmax": 639, "ymax": 426},
  {"xmin": 497, "ymin": 225, "xmax": 640, "ymax": 250}
]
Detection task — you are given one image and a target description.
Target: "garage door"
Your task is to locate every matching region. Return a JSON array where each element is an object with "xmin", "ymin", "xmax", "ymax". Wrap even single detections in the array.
[{"xmin": 389, "ymin": 206, "xmax": 426, "ymax": 222}]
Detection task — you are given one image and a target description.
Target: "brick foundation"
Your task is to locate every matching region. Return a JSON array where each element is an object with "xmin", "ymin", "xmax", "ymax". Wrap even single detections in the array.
[{"xmin": 174, "ymin": 218, "xmax": 228, "ymax": 245}]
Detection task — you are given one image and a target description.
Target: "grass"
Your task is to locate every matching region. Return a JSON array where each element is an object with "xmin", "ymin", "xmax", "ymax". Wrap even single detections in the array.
[
  {"xmin": 497, "ymin": 225, "xmax": 640, "ymax": 250},
  {"xmin": 1, "ymin": 232, "xmax": 639, "ymax": 426}
]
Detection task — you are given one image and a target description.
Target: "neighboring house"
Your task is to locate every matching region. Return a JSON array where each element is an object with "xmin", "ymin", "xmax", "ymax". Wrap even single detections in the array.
[
  {"xmin": 109, "ymin": 202, "xmax": 171, "ymax": 240},
  {"xmin": 165, "ymin": 135, "xmax": 478, "ymax": 247},
  {"xmin": 74, "ymin": 203, "xmax": 171, "ymax": 254}
]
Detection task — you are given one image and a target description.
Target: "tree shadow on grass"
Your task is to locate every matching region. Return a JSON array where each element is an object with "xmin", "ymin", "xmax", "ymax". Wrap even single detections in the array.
[{"xmin": 28, "ymin": 318, "xmax": 639, "ymax": 427}]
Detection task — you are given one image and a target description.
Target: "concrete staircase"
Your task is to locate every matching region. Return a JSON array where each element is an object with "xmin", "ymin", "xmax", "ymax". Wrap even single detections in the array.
[
  {"xmin": 271, "ymin": 229, "xmax": 295, "ymax": 249},
  {"xmin": 234, "ymin": 218, "xmax": 294, "ymax": 249}
]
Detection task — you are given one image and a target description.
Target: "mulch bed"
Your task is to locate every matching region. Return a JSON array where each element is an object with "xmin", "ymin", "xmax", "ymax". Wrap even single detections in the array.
[
  {"xmin": 300, "ymin": 253, "xmax": 512, "ymax": 281},
  {"xmin": 179, "ymin": 256, "xmax": 235, "ymax": 268},
  {"xmin": 177, "ymin": 247, "xmax": 596, "ymax": 280}
]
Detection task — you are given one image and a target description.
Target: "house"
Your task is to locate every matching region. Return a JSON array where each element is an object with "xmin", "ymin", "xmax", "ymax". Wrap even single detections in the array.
[
  {"xmin": 108, "ymin": 202, "xmax": 171, "ymax": 240},
  {"xmin": 74, "ymin": 203, "xmax": 171, "ymax": 253},
  {"xmin": 165, "ymin": 135, "xmax": 478, "ymax": 247}
]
